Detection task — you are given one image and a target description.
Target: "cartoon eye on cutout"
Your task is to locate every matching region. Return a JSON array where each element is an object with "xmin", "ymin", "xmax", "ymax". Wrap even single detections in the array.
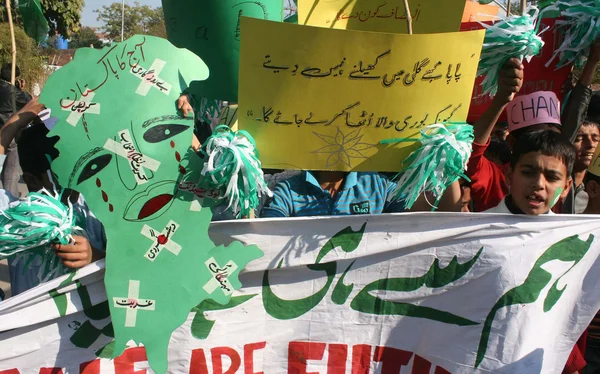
[
  {"xmin": 77, "ymin": 154, "xmax": 113, "ymax": 185},
  {"xmin": 143, "ymin": 124, "xmax": 189, "ymax": 144}
]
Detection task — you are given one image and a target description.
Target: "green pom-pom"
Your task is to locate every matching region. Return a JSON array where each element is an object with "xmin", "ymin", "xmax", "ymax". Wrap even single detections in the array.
[
  {"xmin": 200, "ymin": 125, "xmax": 272, "ymax": 218},
  {"xmin": 542, "ymin": 0, "xmax": 600, "ymax": 69},
  {"xmin": 477, "ymin": 7, "xmax": 545, "ymax": 97},
  {"xmin": 0, "ymin": 190, "xmax": 77, "ymax": 258},
  {"xmin": 386, "ymin": 123, "xmax": 474, "ymax": 210}
]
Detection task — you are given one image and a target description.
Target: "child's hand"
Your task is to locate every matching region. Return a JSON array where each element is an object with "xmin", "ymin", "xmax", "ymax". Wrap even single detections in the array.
[
  {"xmin": 177, "ymin": 94, "xmax": 193, "ymax": 117},
  {"xmin": 494, "ymin": 58, "xmax": 524, "ymax": 105},
  {"xmin": 53, "ymin": 236, "xmax": 94, "ymax": 269}
]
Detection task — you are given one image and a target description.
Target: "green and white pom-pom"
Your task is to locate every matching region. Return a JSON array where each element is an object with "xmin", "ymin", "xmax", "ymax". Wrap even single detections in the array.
[
  {"xmin": 0, "ymin": 190, "xmax": 78, "ymax": 259},
  {"xmin": 477, "ymin": 7, "xmax": 545, "ymax": 97},
  {"xmin": 200, "ymin": 125, "xmax": 272, "ymax": 218},
  {"xmin": 542, "ymin": 0, "xmax": 600, "ymax": 68},
  {"xmin": 382, "ymin": 123, "xmax": 474, "ymax": 210}
]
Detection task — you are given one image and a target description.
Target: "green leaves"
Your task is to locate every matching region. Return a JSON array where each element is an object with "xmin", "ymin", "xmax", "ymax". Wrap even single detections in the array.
[
  {"xmin": 94, "ymin": 2, "xmax": 166, "ymax": 41},
  {"xmin": 39, "ymin": 0, "xmax": 84, "ymax": 38}
]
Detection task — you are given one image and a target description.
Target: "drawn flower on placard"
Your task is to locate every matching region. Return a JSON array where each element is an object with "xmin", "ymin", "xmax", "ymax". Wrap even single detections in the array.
[{"xmin": 312, "ymin": 128, "xmax": 376, "ymax": 168}]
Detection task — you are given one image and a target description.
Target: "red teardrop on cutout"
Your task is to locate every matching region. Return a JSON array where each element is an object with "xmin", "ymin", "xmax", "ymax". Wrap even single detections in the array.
[
  {"xmin": 102, "ymin": 191, "xmax": 108, "ymax": 202},
  {"xmin": 175, "ymin": 152, "xmax": 181, "ymax": 162},
  {"xmin": 179, "ymin": 165, "xmax": 186, "ymax": 174},
  {"xmin": 109, "ymin": 204, "xmax": 114, "ymax": 212},
  {"xmin": 96, "ymin": 178, "xmax": 102, "ymax": 187},
  {"xmin": 170, "ymin": 140, "xmax": 175, "ymax": 148}
]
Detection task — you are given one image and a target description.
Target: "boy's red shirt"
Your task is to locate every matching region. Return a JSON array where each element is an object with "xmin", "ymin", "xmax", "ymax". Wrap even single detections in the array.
[{"xmin": 466, "ymin": 140, "xmax": 509, "ymax": 212}]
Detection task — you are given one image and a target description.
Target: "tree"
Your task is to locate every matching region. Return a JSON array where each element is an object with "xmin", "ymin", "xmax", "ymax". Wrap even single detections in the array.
[
  {"xmin": 40, "ymin": 0, "xmax": 85, "ymax": 38},
  {"xmin": 95, "ymin": 2, "xmax": 166, "ymax": 41},
  {"xmin": 70, "ymin": 27, "xmax": 103, "ymax": 49},
  {"xmin": 0, "ymin": 23, "xmax": 46, "ymax": 87},
  {"xmin": 0, "ymin": 0, "xmax": 84, "ymax": 39}
]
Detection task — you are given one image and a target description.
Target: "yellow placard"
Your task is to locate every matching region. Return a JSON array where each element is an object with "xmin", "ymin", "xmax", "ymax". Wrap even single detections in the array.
[
  {"xmin": 238, "ymin": 18, "xmax": 484, "ymax": 171},
  {"xmin": 298, "ymin": 0, "xmax": 466, "ymax": 34}
]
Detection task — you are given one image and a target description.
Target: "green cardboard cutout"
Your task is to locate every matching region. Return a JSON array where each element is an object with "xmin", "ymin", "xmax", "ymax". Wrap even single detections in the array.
[
  {"xmin": 162, "ymin": 0, "xmax": 283, "ymax": 102},
  {"xmin": 39, "ymin": 35, "xmax": 263, "ymax": 373}
]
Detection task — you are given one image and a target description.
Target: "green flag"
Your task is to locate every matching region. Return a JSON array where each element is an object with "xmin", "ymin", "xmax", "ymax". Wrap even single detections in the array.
[{"xmin": 19, "ymin": 0, "xmax": 48, "ymax": 43}]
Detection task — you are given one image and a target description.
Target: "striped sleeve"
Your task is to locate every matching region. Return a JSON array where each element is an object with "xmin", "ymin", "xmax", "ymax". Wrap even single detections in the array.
[{"xmin": 260, "ymin": 181, "xmax": 294, "ymax": 218}]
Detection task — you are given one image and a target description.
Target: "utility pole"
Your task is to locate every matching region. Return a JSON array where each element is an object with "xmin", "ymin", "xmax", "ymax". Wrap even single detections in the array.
[{"xmin": 121, "ymin": 0, "xmax": 125, "ymax": 41}]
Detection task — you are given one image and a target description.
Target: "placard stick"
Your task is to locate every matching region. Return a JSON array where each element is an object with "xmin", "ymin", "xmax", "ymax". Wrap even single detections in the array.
[
  {"xmin": 520, "ymin": 0, "xmax": 526, "ymax": 15},
  {"xmin": 403, "ymin": 0, "xmax": 413, "ymax": 34},
  {"xmin": 6, "ymin": 0, "xmax": 17, "ymax": 112}
]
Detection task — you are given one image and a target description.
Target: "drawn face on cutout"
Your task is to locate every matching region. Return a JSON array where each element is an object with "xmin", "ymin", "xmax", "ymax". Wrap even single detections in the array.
[
  {"xmin": 66, "ymin": 115, "xmax": 195, "ymax": 222},
  {"xmin": 42, "ymin": 35, "xmax": 208, "ymax": 223}
]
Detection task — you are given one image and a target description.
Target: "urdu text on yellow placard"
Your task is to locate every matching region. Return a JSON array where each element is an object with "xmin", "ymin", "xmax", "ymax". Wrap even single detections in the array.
[
  {"xmin": 299, "ymin": 0, "xmax": 466, "ymax": 34},
  {"xmin": 238, "ymin": 18, "xmax": 484, "ymax": 172}
]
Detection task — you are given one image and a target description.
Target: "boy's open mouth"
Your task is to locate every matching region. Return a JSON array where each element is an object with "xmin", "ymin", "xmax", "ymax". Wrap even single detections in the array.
[{"xmin": 526, "ymin": 194, "xmax": 545, "ymax": 206}]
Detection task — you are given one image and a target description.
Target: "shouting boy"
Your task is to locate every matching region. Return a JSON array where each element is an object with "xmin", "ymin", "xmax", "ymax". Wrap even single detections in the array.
[{"xmin": 485, "ymin": 129, "xmax": 574, "ymax": 215}]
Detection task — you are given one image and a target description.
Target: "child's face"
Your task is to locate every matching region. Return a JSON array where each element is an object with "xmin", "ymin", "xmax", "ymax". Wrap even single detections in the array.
[
  {"xmin": 507, "ymin": 152, "xmax": 572, "ymax": 215},
  {"xmin": 573, "ymin": 124, "xmax": 600, "ymax": 169}
]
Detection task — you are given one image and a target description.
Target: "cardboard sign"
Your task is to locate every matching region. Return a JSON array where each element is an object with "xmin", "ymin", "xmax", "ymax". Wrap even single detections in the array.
[
  {"xmin": 298, "ymin": 0, "xmax": 466, "ymax": 34},
  {"xmin": 162, "ymin": 0, "xmax": 283, "ymax": 102},
  {"xmin": 238, "ymin": 18, "xmax": 484, "ymax": 171},
  {"xmin": 39, "ymin": 36, "xmax": 264, "ymax": 374},
  {"xmin": 506, "ymin": 91, "xmax": 561, "ymax": 131}
]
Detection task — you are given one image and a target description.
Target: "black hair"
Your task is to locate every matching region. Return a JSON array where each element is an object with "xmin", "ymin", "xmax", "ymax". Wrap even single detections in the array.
[
  {"xmin": 17, "ymin": 122, "xmax": 59, "ymax": 175},
  {"xmin": 1, "ymin": 63, "xmax": 20, "ymax": 82},
  {"xmin": 510, "ymin": 129, "xmax": 576, "ymax": 176},
  {"xmin": 494, "ymin": 121, "xmax": 509, "ymax": 131},
  {"xmin": 582, "ymin": 119, "xmax": 600, "ymax": 130},
  {"xmin": 485, "ymin": 137, "xmax": 511, "ymax": 165},
  {"xmin": 509, "ymin": 122, "xmax": 561, "ymax": 140}
]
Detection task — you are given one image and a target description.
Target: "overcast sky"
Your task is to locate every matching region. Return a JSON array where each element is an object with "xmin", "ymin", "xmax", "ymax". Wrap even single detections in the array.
[{"xmin": 82, "ymin": 0, "xmax": 162, "ymax": 27}]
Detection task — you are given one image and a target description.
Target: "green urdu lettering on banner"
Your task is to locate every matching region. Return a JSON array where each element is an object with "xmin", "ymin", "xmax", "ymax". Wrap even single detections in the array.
[
  {"xmin": 349, "ymin": 248, "xmax": 483, "ymax": 325},
  {"xmin": 261, "ymin": 222, "xmax": 482, "ymax": 325},
  {"xmin": 475, "ymin": 234, "xmax": 595, "ymax": 367}
]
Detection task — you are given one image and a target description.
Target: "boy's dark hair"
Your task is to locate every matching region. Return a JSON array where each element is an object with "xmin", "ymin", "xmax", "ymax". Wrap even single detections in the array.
[
  {"xmin": 510, "ymin": 129, "xmax": 576, "ymax": 176},
  {"xmin": 509, "ymin": 122, "xmax": 561, "ymax": 140},
  {"xmin": 485, "ymin": 137, "xmax": 511, "ymax": 165},
  {"xmin": 1, "ymin": 63, "xmax": 20, "ymax": 82},
  {"xmin": 17, "ymin": 122, "xmax": 59, "ymax": 175},
  {"xmin": 582, "ymin": 119, "xmax": 600, "ymax": 130}
]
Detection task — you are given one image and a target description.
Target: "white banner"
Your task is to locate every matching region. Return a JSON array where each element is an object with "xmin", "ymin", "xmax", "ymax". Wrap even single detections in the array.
[{"xmin": 2, "ymin": 213, "xmax": 600, "ymax": 374}]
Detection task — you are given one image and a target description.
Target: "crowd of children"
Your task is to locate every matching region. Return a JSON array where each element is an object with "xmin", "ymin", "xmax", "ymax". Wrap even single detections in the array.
[{"xmin": 2, "ymin": 31, "xmax": 600, "ymax": 369}]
